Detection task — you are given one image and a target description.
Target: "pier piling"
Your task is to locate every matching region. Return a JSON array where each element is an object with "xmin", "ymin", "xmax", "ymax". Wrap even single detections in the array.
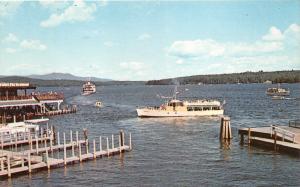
[{"xmin": 220, "ymin": 116, "xmax": 232, "ymax": 140}]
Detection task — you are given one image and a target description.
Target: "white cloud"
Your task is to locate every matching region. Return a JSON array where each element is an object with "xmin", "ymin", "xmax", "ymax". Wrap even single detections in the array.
[
  {"xmin": 138, "ymin": 33, "xmax": 151, "ymax": 40},
  {"xmin": 167, "ymin": 24, "xmax": 300, "ymax": 73},
  {"xmin": 2, "ymin": 33, "xmax": 19, "ymax": 43},
  {"xmin": 262, "ymin": 26, "xmax": 284, "ymax": 41},
  {"xmin": 168, "ymin": 39, "xmax": 225, "ymax": 58},
  {"xmin": 167, "ymin": 25, "xmax": 292, "ymax": 59},
  {"xmin": 5, "ymin": 48, "xmax": 17, "ymax": 53},
  {"xmin": 20, "ymin": 40, "xmax": 47, "ymax": 51},
  {"xmin": 0, "ymin": 1, "xmax": 23, "ymax": 17},
  {"xmin": 40, "ymin": 0, "xmax": 97, "ymax": 28},
  {"xmin": 284, "ymin": 23, "xmax": 300, "ymax": 43},
  {"xmin": 120, "ymin": 61, "xmax": 145, "ymax": 71}
]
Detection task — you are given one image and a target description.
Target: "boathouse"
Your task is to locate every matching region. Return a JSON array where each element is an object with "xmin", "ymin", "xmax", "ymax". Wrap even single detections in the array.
[{"xmin": 0, "ymin": 82, "xmax": 75, "ymax": 124}]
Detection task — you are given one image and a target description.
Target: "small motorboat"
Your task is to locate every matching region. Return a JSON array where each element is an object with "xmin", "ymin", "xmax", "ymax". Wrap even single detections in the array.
[{"xmin": 95, "ymin": 101, "xmax": 102, "ymax": 107}]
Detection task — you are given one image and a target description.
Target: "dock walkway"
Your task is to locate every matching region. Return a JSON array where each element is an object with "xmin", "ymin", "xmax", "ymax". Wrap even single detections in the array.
[
  {"xmin": 0, "ymin": 131, "xmax": 132, "ymax": 178},
  {"xmin": 238, "ymin": 125, "xmax": 300, "ymax": 156}
]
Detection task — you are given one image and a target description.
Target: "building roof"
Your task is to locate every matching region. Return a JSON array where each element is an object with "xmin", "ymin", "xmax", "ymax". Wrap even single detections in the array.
[
  {"xmin": 0, "ymin": 98, "xmax": 40, "ymax": 108},
  {"xmin": 0, "ymin": 82, "xmax": 36, "ymax": 90}
]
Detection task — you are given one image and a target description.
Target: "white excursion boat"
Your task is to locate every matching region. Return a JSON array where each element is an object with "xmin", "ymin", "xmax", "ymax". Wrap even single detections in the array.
[
  {"xmin": 266, "ymin": 84, "xmax": 290, "ymax": 96},
  {"xmin": 82, "ymin": 81, "xmax": 96, "ymax": 96},
  {"xmin": 136, "ymin": 86, "xmax": 224, "ymax": 117}
]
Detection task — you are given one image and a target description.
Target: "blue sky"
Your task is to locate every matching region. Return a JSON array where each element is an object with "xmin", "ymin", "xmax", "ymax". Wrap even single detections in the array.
[{"xmin": 0, "ymin": 0, "xmax": 299, "ymax": 80}]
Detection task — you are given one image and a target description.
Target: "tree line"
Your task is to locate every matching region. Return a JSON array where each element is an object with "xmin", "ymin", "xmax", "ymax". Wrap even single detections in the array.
[{"xmin": 146, "ymin": 70, "xmax": 300, "ymax": 85}]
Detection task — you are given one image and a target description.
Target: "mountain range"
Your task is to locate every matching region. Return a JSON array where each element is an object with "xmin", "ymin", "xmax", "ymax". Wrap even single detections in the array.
[{"xmin": 27, "ymin": 73, "xmax": 112, "ymax": 82}]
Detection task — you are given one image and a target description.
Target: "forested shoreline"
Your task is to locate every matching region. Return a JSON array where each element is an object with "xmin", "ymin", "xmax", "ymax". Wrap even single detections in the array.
[{"xmin": 146, "ymin": 70, "xmax": 300, "ymax": 85}]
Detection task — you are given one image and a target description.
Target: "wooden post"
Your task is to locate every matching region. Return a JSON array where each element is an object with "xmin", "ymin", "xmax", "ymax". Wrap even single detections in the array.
[
  {"xmin": 70, "ymin": 130, "xmax": 73, "ymax": 143},
  {"xmin": 15, "ymin": 133, "xmax": 18, "ymax": 152},
  {"xmin": 122, "ymin": 130, "xmax": 125, "ymax": 146},
  {"xmin": 1, "ymin": 133, "xmax": 3, "ymax": 149},
  {"xmin": 129, "ymin": 133, "xmax": 132, "ymax": 150},
  {"xmin": 112, "ymin": 134, "xmax": 114, "ymax": 150},
  {"xmin": 63, "ymin": 133, "xmax": 66, "ymax": 165},
  {"xmin": 274, "ymin": 131, "xmax": 277, "ymax": 151},
  {"xmin": 57, "ymin": 132, "xmax": 60, "ymax": 145},
  {"xmin": 93, "ymin": 139, "xmax": 96, "ymax": 158},
  {"xmin": 50, "ymin": 126, "xmax": 54, "ymax": 150},
  {"xmin": 46, "ymin": 123, "xmax": 49, "ymax": 138},
  {"xmin": 248, "ymin": 128, "xmax": 251, "ymax": 144},
  {"xmin": 76, "ymin": 131, "xmax": 79, "ymax": 146},
  {"xmin": 29, "ymin": 135, "xmax": 32, "ymax": 152},
  {"xmin": 119, "ymin": 134, "xmax": 121, "ymax": 153},
  {"xmin": 79, "ymin": 142, "xmax": 82, "ymax": 162},
  {"xmin": 99, "ymin": 136, "xmax": 102, "ymax": 152},
  {"xmin": 44, "ymin": 137, "xmax": 50, "ymax": 169},
  {"xmin": 28, "ymin": 152, "xmax": 31, "ymax": 173},
  {"xmin": 0, "ymin": 159, "xmax": 4, "ymax": 171},
  {"xmin": 41, "ymin": 127, "xmax": 43, "ymax": 138},
  {"xmin": 107, "ymin": 137, "xmax": 109, "ymax": 157},
  {"xmin": 7, "ymin": 155, "xmax": 11, "ymax": 177},
  {"xmin": 36, "ymin": 135, "xmax": 39, "ymax": 154},
  {"xmin": 86, "ymin": 139, "xmax": 89, "ymax": 154},
  {"xmin": 44, "ymin": 134, "xmax": 47, "ymax": 148},
  {"xmin": 220, "ymin": 116, "xmax": 232, "ymax": 140}
]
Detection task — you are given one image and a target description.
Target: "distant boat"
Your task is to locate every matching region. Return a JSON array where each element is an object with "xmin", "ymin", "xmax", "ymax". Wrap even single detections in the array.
[
  {"xmin": 266, "ymin": 84, "xmax": 290, "ymax": 96},
  {"xmin": 82, "ymin": 81, "xmax": 96, "ymax": 96},
  {"xmin": 95, "ymin": 101, "xmax": 102, "ymax": 107}
]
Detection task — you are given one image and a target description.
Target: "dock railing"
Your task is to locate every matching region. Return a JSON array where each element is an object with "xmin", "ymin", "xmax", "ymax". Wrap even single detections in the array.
[
  {"xmin": 289, "ymin": 120, "xmax": 300, "ymax": 129},
  {"xmin": 270, "ymin": 125, "xmax": 296, "ymax": 143}
]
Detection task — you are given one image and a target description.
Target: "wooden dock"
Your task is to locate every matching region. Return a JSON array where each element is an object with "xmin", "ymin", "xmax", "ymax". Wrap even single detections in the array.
[
  {"xmin": 239, "ymin": 124, "xmax": 300, "ymax": 156},
  {"xmin": 0, "ymin": 130, "xmax": 132, "ymax": 178}
]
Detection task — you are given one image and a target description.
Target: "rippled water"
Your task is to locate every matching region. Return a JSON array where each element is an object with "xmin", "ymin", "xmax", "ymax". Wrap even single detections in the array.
[{"xmin": 1, "ymin": 84, "xmax": 300, "ymax": 186}]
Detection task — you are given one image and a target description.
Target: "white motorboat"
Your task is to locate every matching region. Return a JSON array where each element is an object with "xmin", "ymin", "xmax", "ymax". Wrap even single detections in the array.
[
  {"xmin": 136, "ymin": 86, "xmax": 224, "ymax": 117},
  {"xmin": 95, "ymin": 101, "xmax": 102, "ymax": 107},
  {"xmin": 266, "ymin": 84, "xmax": 290, "ymax": 96}
]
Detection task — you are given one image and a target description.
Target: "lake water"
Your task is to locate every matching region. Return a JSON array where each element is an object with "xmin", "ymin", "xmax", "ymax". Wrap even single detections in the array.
[{"xmin": 1, "ymin": 84, "xmax": 300, "ymax": 186}]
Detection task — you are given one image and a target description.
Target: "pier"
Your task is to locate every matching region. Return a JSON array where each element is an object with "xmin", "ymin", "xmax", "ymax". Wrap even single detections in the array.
[
  {"xmin": 0, "ymin": 129, "xmax": 132, "ymax": 178},
  {"xmin": 239, "ymin": 120, "xmax": 300, "ymax": 156}
]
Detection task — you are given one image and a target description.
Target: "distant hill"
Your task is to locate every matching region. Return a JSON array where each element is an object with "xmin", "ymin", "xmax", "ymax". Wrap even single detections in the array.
[
  {"xmin": 146, "ymin": 70, "xmax": 300, "ymax": 85},
  {"xmin": 0, "ymin": 76, "xmax": 145, "ymax": 87},
  {"xmin": 28, "ymin": 73, "xmax": 112, "ymax": 82}
]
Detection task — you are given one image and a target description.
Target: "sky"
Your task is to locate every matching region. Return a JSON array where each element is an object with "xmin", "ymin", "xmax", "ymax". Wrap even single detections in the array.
[{"xmin": 0, "ymin": 0, "xmax": 300, "ymax": 81}]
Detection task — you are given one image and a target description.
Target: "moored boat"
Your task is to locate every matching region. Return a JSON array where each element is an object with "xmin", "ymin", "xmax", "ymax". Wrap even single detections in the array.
[{"xmin": 266, "ymin": 84, "xmax": 290, "ymax": 96}]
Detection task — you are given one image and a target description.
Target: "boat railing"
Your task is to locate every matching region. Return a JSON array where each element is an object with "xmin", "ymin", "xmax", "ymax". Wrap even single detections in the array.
[
  {"xmin": 0, "ymin": 131, "xmax": 38, "ymax": 144},
  {"xmin": 33, "ymin": 93, "xmax": 64, "ymax": 101},
  {"xmin": 289, "ymin": 119, "xmax": 300, "ymax": 129},
  {"xmin": 270, "ymin": 125, "xmax": 296, "ymax": 143},
  {"xmin": 0, "ymin": 95, "xmax": 33, "ymax": 101}
]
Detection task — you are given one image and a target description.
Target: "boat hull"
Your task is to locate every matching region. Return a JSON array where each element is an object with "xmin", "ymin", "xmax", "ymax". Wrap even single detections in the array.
[
  {"xmin": 81, "ymin": 91, "xmax": 95, "ymax": 96},
  {"xmin": 136, "ymin": 108, "xmax": 224, "ymax": 117},
  {"xmin": 266, "ymin": 92, "xmax": 290, "ymax": 96}
]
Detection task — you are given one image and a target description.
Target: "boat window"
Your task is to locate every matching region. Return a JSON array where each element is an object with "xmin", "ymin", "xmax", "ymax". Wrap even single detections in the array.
[
  {"xmin": 194, "ymin": 107, "xmax": 202, "ymax": 111},
  {"xmin": 203, "ymin": 107, "xmax": 210, "ymax": 111},
  {"xmin": 212, "ymin": 106, "xmax": 220, "ymax": 110},
  {"xmin": 187, "ymin": 107, "xmax": 193, "ymax": 111}
]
